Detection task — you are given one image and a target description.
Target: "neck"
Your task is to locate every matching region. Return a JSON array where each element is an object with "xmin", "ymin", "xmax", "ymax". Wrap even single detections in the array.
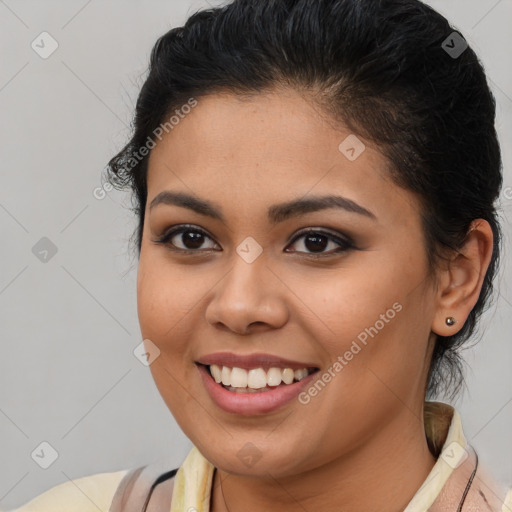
[{"xmin": 210, "ymin": 408, "xmax": 437, "ymax": 512}]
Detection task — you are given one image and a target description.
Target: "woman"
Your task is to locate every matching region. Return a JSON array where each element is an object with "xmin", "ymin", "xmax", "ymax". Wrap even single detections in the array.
[{"xmin": 13, "ymin": 0, "xmax": 511, "ymax": 510}]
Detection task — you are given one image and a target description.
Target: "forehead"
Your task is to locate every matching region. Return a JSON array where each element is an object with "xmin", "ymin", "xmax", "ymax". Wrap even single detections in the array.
[{"xmin": 146, "ymin": 90, "xmax": 420, "ymax": 226}]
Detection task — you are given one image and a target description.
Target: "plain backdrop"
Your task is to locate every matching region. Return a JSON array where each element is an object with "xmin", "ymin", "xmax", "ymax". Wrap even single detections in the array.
[{"xmin": 0, "ymin": 0, "xmax": 511, "ymax": 510}]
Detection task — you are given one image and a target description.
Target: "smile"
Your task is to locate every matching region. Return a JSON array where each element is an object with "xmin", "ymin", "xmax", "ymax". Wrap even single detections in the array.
[
  {"xmin": 196, "ymin": 363, "xmax": 320, "ymax": 415},
  {"xmin": 208, "ymin": 364, "xmax": 315, "ymax": 392}
]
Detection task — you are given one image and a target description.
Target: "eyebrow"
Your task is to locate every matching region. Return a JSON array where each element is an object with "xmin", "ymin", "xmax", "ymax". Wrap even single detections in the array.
[{"xmin": 149, "ymin": 190, "xmax": 377, "ymax": 223}]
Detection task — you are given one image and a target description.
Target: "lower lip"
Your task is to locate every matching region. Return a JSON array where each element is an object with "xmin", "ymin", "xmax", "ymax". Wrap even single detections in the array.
[{"xmin": 197, "ymin": 364, "xmax": 318, "ymax": 415}]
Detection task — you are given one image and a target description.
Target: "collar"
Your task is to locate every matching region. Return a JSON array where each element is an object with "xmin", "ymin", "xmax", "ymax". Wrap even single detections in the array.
[
  {"xmin": 404, "ymin": 401, "xmax": 468, "ymax": 511},
  {"xmin": 169, "ymin": 401, "xmax": 510, "ymax": 512}
]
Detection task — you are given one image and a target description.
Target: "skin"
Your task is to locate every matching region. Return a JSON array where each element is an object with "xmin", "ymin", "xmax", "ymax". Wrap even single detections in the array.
[{"xmin": 136, "ymin": 88, "xmax": 494, "ymax": 512}]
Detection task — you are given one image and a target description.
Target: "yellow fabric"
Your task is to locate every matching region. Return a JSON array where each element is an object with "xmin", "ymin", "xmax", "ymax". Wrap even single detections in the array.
[
  {"xmin": 9, "ymin": 469, "xmax": 129, "ymax": 511},
  {"xmin": 169, "ymin": 401, "xmax": 512, "ymax": 512},
  {"xmin": 10, "ymin": 401, "xmax": 512, "ymax": 512}
]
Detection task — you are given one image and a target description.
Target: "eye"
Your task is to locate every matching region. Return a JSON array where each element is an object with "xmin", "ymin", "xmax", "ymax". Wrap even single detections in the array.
[
  {"xmin": 154, "ymin": 225, "xmax": 220, "ymax": 253},
  {"xmin": 154, "ymin": 225, "xmax": 354, "ymax": 257},
  {"xmin": 285, "ymin": 229, "xmax": 353, "ymax": 257}
]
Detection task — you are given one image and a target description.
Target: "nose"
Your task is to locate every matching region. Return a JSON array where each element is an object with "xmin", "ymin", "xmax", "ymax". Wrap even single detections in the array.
[{"xmin": 204, "ymin": 253, "xmax": 289, "ymax": 335}]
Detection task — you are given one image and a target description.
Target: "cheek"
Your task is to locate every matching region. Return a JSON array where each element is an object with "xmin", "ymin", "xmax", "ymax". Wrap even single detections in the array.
[
  {"xmin": 289, "ymin": 259, "xmax": 431, "ymax": 401},
  {"xmin": 136, "ymin": 260, "xmax": 200, "ymax": 415},
  {"xmin": 136, "ymin": 254, "xmax": 199, "ymax": 343},
  {"xmin": 290, "ymin": 263, "xmax": 405, "ymax": 350}
]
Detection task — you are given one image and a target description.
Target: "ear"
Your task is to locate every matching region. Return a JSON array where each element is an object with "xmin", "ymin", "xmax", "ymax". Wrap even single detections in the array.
[{"xmin": 431, "ymin": 219, "xmax": 494, "ymax": 336}]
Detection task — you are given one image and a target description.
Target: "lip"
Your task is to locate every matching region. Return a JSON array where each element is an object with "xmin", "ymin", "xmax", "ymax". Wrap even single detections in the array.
[
  {"xmin": 195, "ymin": 352, "xmax": 319, "ymax": 371},
  {"xmin": 196, "ymin": 363, "xmax": 319, "ymax": 415}
]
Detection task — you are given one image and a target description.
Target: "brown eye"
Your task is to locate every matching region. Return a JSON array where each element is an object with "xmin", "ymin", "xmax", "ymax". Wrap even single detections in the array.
[
  {"xmin": 175, "ymin": 230, "xmax": 208, "ymax": 250},
  {"xmin": 155, "ymin": 225, "xmax": 219, "ymax": 252},
  {"xmin": 285, "ymin": 229, "xmax": 353, "ymax": 256}
]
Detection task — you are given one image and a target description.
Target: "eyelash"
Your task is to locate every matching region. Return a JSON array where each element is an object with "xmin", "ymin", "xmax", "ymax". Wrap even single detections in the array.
[{"xmin": 154, "ymin": 224, "xmax": 355, "ymax": 258}]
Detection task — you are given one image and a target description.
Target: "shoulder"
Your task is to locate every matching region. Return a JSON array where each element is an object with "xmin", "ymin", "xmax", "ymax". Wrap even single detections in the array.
[
  {"xmin": 465, "ymin": 462, "xmax": 512, "ymax": 512},
  {"xmin": 11, "ymin": 468, "xmax": 129, "ymax": 512},
  {"xmin": 467, "ymin": 468, "xmax": 512, "ymax": 512}
]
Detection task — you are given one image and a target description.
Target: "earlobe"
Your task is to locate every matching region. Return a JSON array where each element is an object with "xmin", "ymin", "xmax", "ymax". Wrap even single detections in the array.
[{"xmin": 431, "ymin": 219, "xmax": 494, "ymax": 336}]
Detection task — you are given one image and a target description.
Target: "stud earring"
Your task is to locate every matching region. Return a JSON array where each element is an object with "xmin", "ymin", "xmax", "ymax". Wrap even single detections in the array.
[{"xmin": 445, "ymin": 317, "xmax": 456, "ymax": 326}]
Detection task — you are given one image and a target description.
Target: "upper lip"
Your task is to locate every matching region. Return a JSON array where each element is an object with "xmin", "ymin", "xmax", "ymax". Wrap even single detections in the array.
[{"xmin": 196, "ymin": 352, "xmax": 319, "ymax": 371}]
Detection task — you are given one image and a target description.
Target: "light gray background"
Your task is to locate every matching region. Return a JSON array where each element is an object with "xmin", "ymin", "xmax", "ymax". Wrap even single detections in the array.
[{"xmin": 0, "ymin": 0, "xmax": 511, "ymax": 510}]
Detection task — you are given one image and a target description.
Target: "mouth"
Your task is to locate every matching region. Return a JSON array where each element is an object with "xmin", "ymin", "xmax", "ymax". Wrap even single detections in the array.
[
  {"xmin": 202, "ymin": 363, "xmax": 318, "ymax": 393},
  {"xmin": 195, "ymin": 362, "xmax": 320, "ymax": 415}
]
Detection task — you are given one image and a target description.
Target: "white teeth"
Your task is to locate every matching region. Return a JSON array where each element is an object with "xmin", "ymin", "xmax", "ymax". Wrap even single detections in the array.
[
  {"xmin": 266, "ymin": 367, "xmax": 282, "ymax": 386},
  {"xmin": 282, "ymin": 368, "xmax": 294, "ymax": 384},
  {"xmin": 230, "ymin": 367, "xmax": 248, "ymax": 388},
  {"xmin": 247, "ymin": 368, "xmax": 268, "ymax": 389},
  {"xmin": 208, "ymin": 364, "xmax": 313, "ymax": 389},
  {"xmin": 221, "ymin": 366, "xmax": 231, "ymax": 386},
  {"xmin": 294, "ymin": 369, "xmax": 308, "ymax": 381},
  {"xmin": 210, "ymin": 364, "xmax": 222, "ymax": 383}
]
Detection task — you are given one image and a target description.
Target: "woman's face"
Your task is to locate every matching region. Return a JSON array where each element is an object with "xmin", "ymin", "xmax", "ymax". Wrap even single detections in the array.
[{"xmin": 137, "ymin": 89, "xmax": 439, "ymax": 477}]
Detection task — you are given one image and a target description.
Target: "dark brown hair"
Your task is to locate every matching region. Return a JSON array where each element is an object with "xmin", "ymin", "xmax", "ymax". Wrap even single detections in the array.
[{"xmin": 106, "ymin": 0, "xmax": 503, "ymax": 401}]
